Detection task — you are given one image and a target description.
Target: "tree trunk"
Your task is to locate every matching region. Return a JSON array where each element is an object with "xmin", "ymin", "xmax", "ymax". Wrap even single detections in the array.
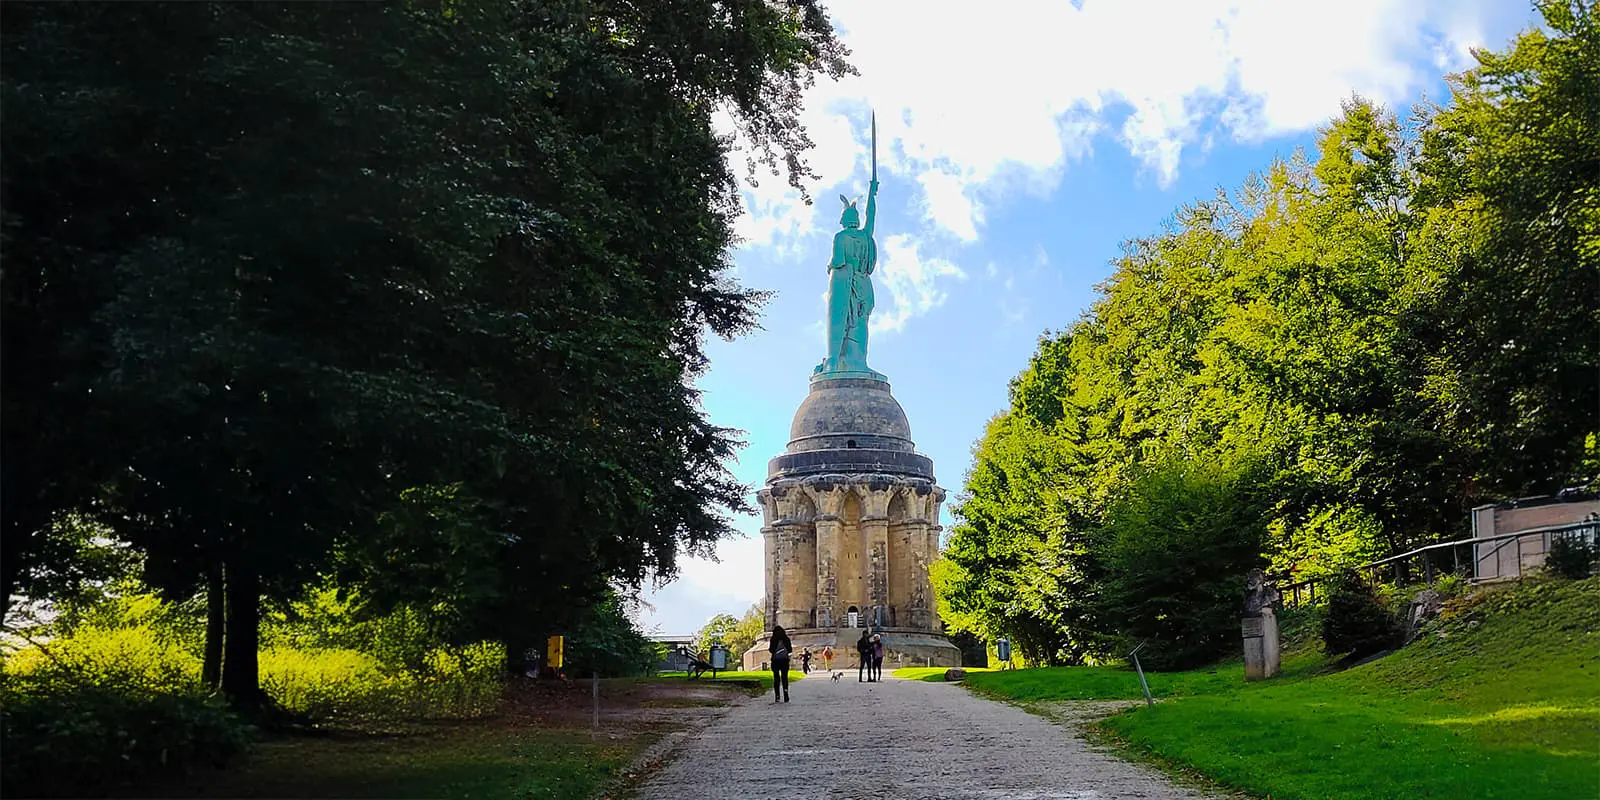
[
  {"xmin": 220, "ymin": 560, "xmax": 265, "ymax": 711},
  {"xmin": 202, "ymin": 560, "xmax": 225, "ymax": 691}
]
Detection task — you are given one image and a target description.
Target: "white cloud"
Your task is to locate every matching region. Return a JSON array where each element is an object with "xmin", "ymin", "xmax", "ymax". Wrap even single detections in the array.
[
  {"xmin": 733, "ymin": 0, "xmax": 1526, "ymax": 245},
  {"xmin": 917, "ymin": 170, "xmax": 982, "ymax": 242},
  {"xmin": 871, "ymin": 234, "xmax": 967, "ymax": 335}
]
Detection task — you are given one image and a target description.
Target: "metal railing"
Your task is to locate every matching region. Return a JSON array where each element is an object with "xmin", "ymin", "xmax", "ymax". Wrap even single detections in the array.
[{"xmin": 1278, "ymin": 520, "xmax": 1599, "ymax": 607}]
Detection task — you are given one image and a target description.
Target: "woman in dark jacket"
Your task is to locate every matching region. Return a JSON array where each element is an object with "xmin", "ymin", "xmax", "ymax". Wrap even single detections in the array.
[
  {"xmin": 856, "ymin": 629, "xmax": 873, "ymax": 682},
  {"xmin": 769, "ymin": 626, "xmax": 793, "ymax": 703}
]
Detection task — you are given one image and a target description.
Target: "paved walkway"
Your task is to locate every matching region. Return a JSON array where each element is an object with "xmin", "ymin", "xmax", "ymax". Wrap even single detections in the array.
[{"xmin": 634, "ymin": 673, "xmax": 1210, "ymax": 800}]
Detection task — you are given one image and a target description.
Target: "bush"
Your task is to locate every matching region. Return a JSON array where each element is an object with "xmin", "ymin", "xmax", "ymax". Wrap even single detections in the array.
[
  {"xmin": 1321, "ymin": 574, "xmax": 1399, "ymax": 658},
  {"xmin": 1095, "ymin": 454, "xmax": 1272, "ymax": 671},
  {"xmin": 1546, "ymin": 535, "xmax": 1597, "ymax": 579},
  {"xmin": 0, "ymin": 673, "xmax": 251, "ymax": 798}
]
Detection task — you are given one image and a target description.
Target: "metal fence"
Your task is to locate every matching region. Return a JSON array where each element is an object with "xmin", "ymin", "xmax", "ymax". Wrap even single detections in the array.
[{"xmin": 1278, "ymin": 519, "xmax": 1599, "ymax": 608}]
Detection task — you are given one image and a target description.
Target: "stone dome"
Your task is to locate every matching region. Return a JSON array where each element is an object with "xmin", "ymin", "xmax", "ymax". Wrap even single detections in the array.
[
  {"xmin": 786, "ymin": 378, "xmax": 913, "ymax": 453},
  {"xmin": 768, "ymin": 377, "xmax": 936, "ymax": 481}
]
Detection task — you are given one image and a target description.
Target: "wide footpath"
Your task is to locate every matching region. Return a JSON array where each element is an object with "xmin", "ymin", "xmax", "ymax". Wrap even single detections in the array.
[{"xmin": 635, "ymin": 673, "xmax": 1210, "ymax": 800}]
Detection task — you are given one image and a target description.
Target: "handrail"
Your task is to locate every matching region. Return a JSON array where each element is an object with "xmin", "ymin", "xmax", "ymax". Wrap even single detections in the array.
[
  {"xmin": 1277, "ymin": 520, "xmax": 1597, "ymax": 604},
  {"xmin": 1364, "ymin": 523, "xmax": 1595, "ymax": 568}
]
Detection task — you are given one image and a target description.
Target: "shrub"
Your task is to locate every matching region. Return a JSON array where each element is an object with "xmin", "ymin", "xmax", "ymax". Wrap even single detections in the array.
[
  {"xmin": 1546, "ymin": 535, "xmax": 1597, "ymax": 579},
  {"xmin": 1321, "ymin": 574, "xmax": 1399, "ymax": 658},
  {"xmin": 0, "ymin": 672, "xmax": 251, "ymax": 798},
  {"xmin": 1432, "ymin": 572, "xmax": 1470, "ymax": 598},
  {"xmin": 1095, "ymin": 454, "xmax": 1272, "ymax": 670}
]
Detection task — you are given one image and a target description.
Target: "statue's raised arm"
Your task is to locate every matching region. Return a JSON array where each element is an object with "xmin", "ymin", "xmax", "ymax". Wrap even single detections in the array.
[
  {"xmin": 864, "ymin": 112, "xmax": 879, "ymax": 244},
  {"xmin": 864, "ymin": 178, "xmax": 879, "ymax": 243}
]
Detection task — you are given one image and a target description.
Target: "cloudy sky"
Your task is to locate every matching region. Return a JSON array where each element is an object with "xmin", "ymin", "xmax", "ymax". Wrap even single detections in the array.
[{"xmin": 635, "ymin": 0, "xmax": 1538, "ymax": 636}]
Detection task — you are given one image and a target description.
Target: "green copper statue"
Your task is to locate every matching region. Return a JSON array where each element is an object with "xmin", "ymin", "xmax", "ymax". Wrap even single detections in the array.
[{"xmin": 815, "ymin": 113, "xmax": 886, "ymax": 381}]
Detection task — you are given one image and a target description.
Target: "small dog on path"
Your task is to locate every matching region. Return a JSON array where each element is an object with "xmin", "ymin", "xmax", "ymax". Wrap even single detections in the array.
[{"xmin": 831, "ymin": 671, "xmax": 843, "ymax": 681}]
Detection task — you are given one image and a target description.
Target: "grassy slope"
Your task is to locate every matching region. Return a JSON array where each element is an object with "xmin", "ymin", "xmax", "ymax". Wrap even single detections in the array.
[{"xmin": 971, "ymin": 577, "xmax": 1600, "ymax": 800}]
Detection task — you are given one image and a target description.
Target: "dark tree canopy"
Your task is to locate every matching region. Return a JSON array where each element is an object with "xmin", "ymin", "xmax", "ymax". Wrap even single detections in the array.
[{"xmin": 2, "ymin": 0, "xmax": 851, "ymax": 703}]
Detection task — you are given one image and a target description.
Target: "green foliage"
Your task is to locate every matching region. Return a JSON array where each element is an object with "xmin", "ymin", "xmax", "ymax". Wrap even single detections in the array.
[
  {"xmin": 1411, "ymin": 0, "xmax": 1600, "ymax": 493},
  {"xmin": 564, "ymin": 592, "xmax": 659, "ymax": 678},
  {"xmin": 1094, "ymin": 454, "xmax": 1270, "ymax": 669},
  {"xmin": 1545, "ymin": 535, "xmax": 1598, "ymax": 579},
  {"xmin": 1430, "ymin": 571, "xmax": 1470, "ymax": 598},
  {"xmin": 938, "ymin": 3, "xmax": 1598, "ymax": 666},
  {"xmin": 1320, "ymin": 574, "xmax": 1399, "ymax": 657},
  {"xmin": 1, "ymin": 0, "xmax": 852, "ymax": 706},
  {"xmin": 724, "ymin": 603, "xmax": 765, "ymax": 661},
  {"xmin": 692, "ymin": 613, "xmax": 741, "ymax": 656},
  {"xmin": 0, "ymin": 591, "xmax": 248, "ymax": 799},
  {"xmin": 0, "ymin": 677, "xmax": 252, "ymax": 799}
]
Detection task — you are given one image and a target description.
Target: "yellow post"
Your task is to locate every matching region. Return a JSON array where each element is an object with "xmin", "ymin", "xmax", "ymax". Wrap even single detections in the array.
[{"xmin": 546, "ymin": 635, "xmax": 564, "ymax": 670}]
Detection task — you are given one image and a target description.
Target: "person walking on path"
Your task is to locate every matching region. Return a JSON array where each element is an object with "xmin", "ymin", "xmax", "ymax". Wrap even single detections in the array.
[
  {"xmin": 769, "ymin": 626, "xmax": 793, "ymax": 703},
  {"xmin": 871, "ymin": 634, "xmax": 885, "ymax": 681},
  {"xmin": 800, "ymin": 648, "xmax": 812, "ymax": 674},
  {"xmin": 856, "ymin": 630, "xmax": 873, "ymax": 682},
  {"xmin": 822, "ymin": 645, "xmax": 834, "ymax": 672}
]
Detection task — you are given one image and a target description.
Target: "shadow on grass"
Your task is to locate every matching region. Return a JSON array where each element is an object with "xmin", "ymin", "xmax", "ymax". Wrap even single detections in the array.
[{"xmin": 147, "ymin": 726, "xmax": 640, "ymax": 799}]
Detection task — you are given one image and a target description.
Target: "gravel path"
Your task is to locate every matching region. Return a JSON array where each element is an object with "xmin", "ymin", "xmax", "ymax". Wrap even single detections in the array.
[{"xmin": 633, "ymin": 673, "xmax": 1212, "ymax": 800}]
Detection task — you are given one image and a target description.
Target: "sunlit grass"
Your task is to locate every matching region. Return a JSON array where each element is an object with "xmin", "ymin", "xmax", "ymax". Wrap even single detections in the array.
[
  {"xmin": 891, "ymin": 666, "xmax": 997, "ymax": 682},
  {"xmin": 652, "ymin": 669, "xmax": 803, "ymax": 690},
  {"xmin": 973, "ymin": 576, "xmax": 1600, "ymax": 800}
]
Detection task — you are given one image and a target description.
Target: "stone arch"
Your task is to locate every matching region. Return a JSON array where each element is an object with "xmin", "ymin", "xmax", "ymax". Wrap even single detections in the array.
[
  {"xmin": 887, "ymin": 491, "xmax": 909, "ymax": 521},
  {"xmin": 794, "ymin": 493, "xmax": 817, "ymax": 521}
]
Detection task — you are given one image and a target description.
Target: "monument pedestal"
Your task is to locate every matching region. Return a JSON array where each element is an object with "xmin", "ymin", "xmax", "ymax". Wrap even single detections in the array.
[
  {"xmin": 742, "ymin": 627, "xmax": 960, "ymax": 671},
  {"xmin": 1242, "ymin": 608, "xmax": 1281, "ymax": 680}
]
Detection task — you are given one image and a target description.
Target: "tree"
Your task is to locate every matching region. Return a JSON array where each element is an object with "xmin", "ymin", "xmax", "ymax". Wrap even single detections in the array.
[
  {"xmin": 1094, "ymin": 454, "xmax": 1270, "ymax": 670},
  {"xmin": 725, "ymin": 602, "xmax": 765, "ymax": 661},
  {"xmin": 692, "ymin": 613, "xmax": 740, "ymax": 656},
  {"xmin": 934, "ymin": 5, "xmax": 1598, "ymax": 665},
  {"xmin": 1, "ymin": 0, "xmax": 852, "ymax": 708},
  {"xmin": 1411, "ymin": 0, "xmax": 1600, "ymax": 497}
]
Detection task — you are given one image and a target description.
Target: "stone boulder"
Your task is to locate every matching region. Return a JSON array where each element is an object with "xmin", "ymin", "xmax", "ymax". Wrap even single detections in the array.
[
  {"xmin": 1405, "ymin": 589, "xmax": 1445, "ymax": 643},
  {"xmin": 944, "ymin": 668, "xmax": 967, "ymax": 682}
]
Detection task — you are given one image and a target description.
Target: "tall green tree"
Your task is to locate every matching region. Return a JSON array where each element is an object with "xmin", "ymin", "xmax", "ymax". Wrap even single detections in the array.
[
  {"xmin": 1, "ymin": 0, "xmax": 851, "ymax": 706},
  {"xmin": 1412, "ymin": 0, "xmax": 1599, "ymax": 495},
  {"xmin": 936, "ymin": 1, "xmax": 1598, "ymax": 662}
]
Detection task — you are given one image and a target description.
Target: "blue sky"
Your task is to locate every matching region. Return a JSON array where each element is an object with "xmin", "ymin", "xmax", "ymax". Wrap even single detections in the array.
[{"xmin": 635, "ymin": 0, "xmax": 1539, "ymax": 636}]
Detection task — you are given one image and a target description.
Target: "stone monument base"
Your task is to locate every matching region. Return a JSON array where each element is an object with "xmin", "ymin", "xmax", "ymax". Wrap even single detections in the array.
[
  {"xmin": 1242, "ymin": 609, "xmax": 1281, "ymax": 680},
  {"xmin": 742, "ymin": 628, "xmax": 961, "ymax": 672}
]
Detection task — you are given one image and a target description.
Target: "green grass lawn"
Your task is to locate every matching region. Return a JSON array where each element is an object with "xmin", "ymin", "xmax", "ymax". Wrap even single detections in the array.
[
  {"xmin": 155, "ymin": 726, "xmax": 639, "ymax": 800},
  {"xmin": 892, "ymin": 666, "xmax": 998, "ymax": 681},
  {"xmin": 971, "ymin": 576, "xmax": 1600, "ymax": 800},
  {"xmin": 653, "ymin": 669, "xmax": 804, "ymax": 690}
]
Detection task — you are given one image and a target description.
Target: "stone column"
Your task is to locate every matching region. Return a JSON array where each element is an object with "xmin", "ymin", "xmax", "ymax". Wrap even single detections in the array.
[
  {"xmin": 762, "ymin": 525, "xmax": 780, "ymax": 629},
  {"xmin": 814, "ymin": 515, "xmax": 840, "ymax": 629},
  {"xmin": 927, "ymin": 525, "xmax": 945, "ymax": 630},
  {"xmin": 863, "ymin": 513, "xmax": 890, "ymax": 618},
  {"xmin": 774, "ymin": 521, "xmax": 816, "ymax": 631}
]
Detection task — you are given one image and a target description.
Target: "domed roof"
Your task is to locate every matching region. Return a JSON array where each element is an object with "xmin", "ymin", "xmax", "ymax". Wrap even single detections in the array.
[
  {"xmin": 786, "ymin": 378, "xmax": 913, "ymax": 453},
  {"xmin": 767, "ymin": 377, "xmax": 935, "ymax": 481}
]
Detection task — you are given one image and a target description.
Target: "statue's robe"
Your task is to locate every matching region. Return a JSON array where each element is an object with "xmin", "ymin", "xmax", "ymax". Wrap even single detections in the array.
[{"xmin": 826, "ymin": 228, "xmax": 876, "ymax": 370}]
